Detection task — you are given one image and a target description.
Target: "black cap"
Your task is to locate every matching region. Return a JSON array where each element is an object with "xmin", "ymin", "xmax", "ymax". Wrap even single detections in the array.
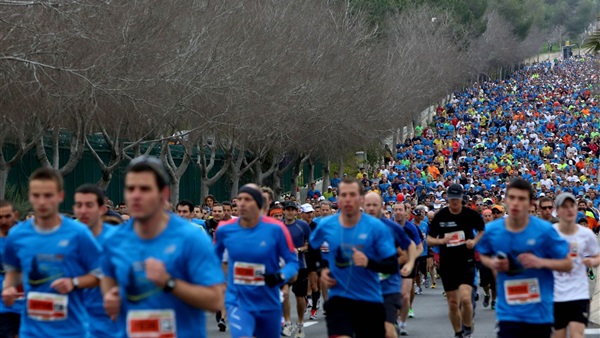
[
  {"xmin": 282, "ymin": 201, "xmax": 297, "ymax": 210},
  {"xmin": 412, "ymin": 209, "xmax": 423, "ymax": 216},
  {"xmin": 447, "ymin": 184, "xmax": 464, "ymax": 199}
]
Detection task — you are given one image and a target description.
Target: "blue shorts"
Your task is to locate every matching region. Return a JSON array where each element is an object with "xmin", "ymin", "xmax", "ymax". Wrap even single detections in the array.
[{"xmin": 227, "ymin": 306, "xmax": 282, "ymax": 338}]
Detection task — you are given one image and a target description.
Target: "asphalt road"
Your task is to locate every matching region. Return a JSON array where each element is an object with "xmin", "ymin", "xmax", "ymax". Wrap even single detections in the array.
[{"xmin": 206, "ymin": 280, "xmax": 600, "ymax": 338}]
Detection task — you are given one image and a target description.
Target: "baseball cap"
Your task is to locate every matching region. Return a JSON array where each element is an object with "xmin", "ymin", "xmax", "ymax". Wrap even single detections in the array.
[
  {"xmin": 412, "ymin": 209, "xmax": 423, "ymax": 216},
  {"xmin": 300, "ymin": 203, "xmax": 315, "ymax": 213},
  {"xmin": 447, "ymin": 184, "xmax": 464, "ymax": 199},
  {"xmin": 492, "ymin": 205, "xmax": 504, "ymax": 213},
  {"xmin": 555, "ymin": 192, "xmax": 576, "ymax": 208},
  {"xmin": 282, "ymin": 201, "xmax": 297, "ymax": 210}
]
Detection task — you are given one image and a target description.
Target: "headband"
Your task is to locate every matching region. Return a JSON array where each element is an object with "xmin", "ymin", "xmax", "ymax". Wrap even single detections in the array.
[{"xmin": 239, "ymin": 186, "xmax": 264, "ymax": 210}]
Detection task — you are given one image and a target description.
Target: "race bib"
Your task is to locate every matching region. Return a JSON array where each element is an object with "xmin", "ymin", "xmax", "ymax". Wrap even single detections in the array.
[
  {"xmin": 569, "ymin": 242, "xmax": 579, "ymax": 258},
  {"xmin": 504, "ymin": 278, "xmax": 541, "ymax": 305},
  {"xmin": 378, "ymin": 273, "xmax": 390, "ymax": 281},
  {"xmin": 27, "ymin": 292, "xmax": 68, "ymax": 321},
  {"xmin": 127, "ymin": 309, "xmax": 176, "ymax": 338},
  {"xmin": 233, "ymin": 262, "xmax": 265, "ymax": 286},
  {"xmin": 446, "ymin": 231, "xmax": 466, "ymax": 247},
  {"xmin": 320, "ymin": 242, "xmax": 330, "ymax": 253}
]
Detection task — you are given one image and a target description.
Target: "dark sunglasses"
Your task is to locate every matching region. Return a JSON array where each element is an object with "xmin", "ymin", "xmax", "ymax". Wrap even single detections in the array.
[{"xmin": 540, "ymin": 206, "xmax": 553, "ymax": 210}]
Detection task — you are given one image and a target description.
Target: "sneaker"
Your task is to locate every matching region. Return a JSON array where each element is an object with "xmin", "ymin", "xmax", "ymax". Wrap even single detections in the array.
[
  {"xmin": 316, "ymin": 299, "xmax": 321, "ymax": 310},
  {"xmin": 307, "ymin": 298, "xmax": 312, "ymax": 308},
  {"xmin": 281, "ymin": 322, "xmax": 293, "ymax": 337},
  {"xmin": 423, "ymin": 278, "xmax": 430, "ymax": 288},
  {"xmin": 463, "ymin": 327, "xmax": 473, "ymax": 338},
  {"xmin": 408, "ymin": 308, "xmax": 415, "ymax": 318},
  {"xmin": 491, "ymin": 300, "xmax": 496, "ymax": 310},
  {"xmin": 415, "ymin": 287, "xmax": 422, "ymax": 295},
  {"xmin": 483, "ymin": 295, "xmax": 490, "ymax": 308},
  {"xmin": 310, "ymin": 308, "xmax": 317, "ymax": 320},
  {"xmin": 295, "ymin": 323, "xmax": 305, "ymax": 338},
  {"xmin": 431, "ymin": 283, "xmax": 437, "ymax": 289},
  {"xmin": 400, "ymin": 326, "xmax": 409, "ymax": 336},
  {"xmin": 218, "ymin": 318, "xmax": 226, "ymax": 332},
  {"xmin": 454, "ymin": 332, "xmax": 464, "ymax": 338},
  {"xmin": 443, "ymin": 291, "xmax": 447, "ymax": 298},
  {"xmin": 474, "ymin": 292, "xmax": 479, "ymax": 302}
]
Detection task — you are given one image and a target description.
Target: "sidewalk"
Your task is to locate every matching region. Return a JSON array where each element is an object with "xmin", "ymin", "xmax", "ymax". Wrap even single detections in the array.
[{"xmin": 589, "ymin": 235, "xmax": 600, "ymax": 328}]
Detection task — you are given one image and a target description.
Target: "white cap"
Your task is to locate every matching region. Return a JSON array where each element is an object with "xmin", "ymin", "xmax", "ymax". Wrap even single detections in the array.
[{"xmin": 300, "ymin": 203, "xmax": 315, "ymax": 213}]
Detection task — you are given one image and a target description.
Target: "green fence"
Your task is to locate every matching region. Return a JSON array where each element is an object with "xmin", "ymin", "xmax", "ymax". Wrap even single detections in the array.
[{"xmin": 4, "ymin": 143, "xmax": 323, "ymax": 212}]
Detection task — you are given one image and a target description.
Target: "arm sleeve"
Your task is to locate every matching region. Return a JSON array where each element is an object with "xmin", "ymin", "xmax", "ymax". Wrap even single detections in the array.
[
  {"xmin": 543, "ymin": 227, "xmax": 569, "ymax": 259},
  {"xmin": 2, "ymin": 233, "xmax": 21, "ymax": 271},
  {"xmin": 375, "ymin": 222, "xmax": 398, "ymax": 259},
  {"xmin": 366, "ymin": 254, "xmax": 399, "ymax": 274},
  {"xmin": 213, "ymin": 226, "xmax": 225, "ymax": 262},
  {"xmin": 586, "ymin": 230, "xmax": 600, "ymax": 256},
  {"xmin": 186, "ymin": 228, "xmax": 226, "ymax": 286},
  {"xmin": 277, "ymin": 225, "xmax": 299, "ymax": 283},
  {"xmin": 475, "ymin": 231, "xmax": 494, "ymax": 256}
]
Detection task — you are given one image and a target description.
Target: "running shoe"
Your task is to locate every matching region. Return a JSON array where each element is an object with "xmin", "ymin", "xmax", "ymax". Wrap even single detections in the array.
[
  {"xmin": 408, "ymin": 308, "xmax": 415, "ymax": 318},
  {"xmin": 431, "ymin": 283, "xmax": 437, "ymax": 289},
  {"xmin": 400, "ymin": 326, "xmax": 409, "ymax": 336},
  {"xmin": 316, "ymin": 298, "xmax": 321, "ymax": 310},
  {"xmin": 281, "ymin": 322, "xmax": 293, "ymax": 337},
  {"xmin": 295, "ymin": 323, "xmax": 305, "ymax": 338},
  {"xmin": 483, "ymin": 295, "xmax": 490, "ymax": 308},
  {"xmin": 218, "ymin": 318, "xmax": 226, "ymax": 332},
  {"xmin": 307, "ymin": 297, "xmax": 312, "ymax": 308},
  {"xmin": 423, "ymin": 278, "xmax": 430, "ymax": 288},
  {"xmin": 474, "ymin": 292, "xmax": 479, "ymax": 302},
  {"xmin": 415, "ymin": 287, "xmax": 422, "ymax": 295},
  {"xmin": 443, "ymin": 292, "xmax": 447, "ymax": 298},
  {"xmin": 310, "ymin": 308, "xmax": 317, "ymax": 320},
  {"xmin": 491, "ymin": 300, "xmax": 496, "ymax": 310}
]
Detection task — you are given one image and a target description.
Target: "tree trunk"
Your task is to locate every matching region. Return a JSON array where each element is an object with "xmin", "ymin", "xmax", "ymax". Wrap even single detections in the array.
[
  {"xmin": 0, "ymin": 167, "xmax": 8, "ymax": 200},
  {"xmin": 307, "ymin": 157, "xmax": 315, "ymax": 185},
  {"xmin": 170, "ymin": 179, "xmax": 181, "ymax": 205},
  {"xmin": 230, "ymin": 175, "xmax": 240, "ymax": 200},
  {"xmin": 290, "ymin": 158, "xmax": 302, "ymax": 200},
  {"xmin": 273, "ymin": 174, "xmax": 282, "ymax": 196},
  {"xmin": 201, "ymin": 180, "xmax": 211, "ymax": 201},
  {"xmin": 96, "ymin": 171, "xmax": 112, "ymax": 191},
  {"xmin": 321, "ymin": 160, "xmax": 330, "ymax": 192},
  {"xmin": 337, "ymin": 158, "xmax": 344, "ymax": 176}
]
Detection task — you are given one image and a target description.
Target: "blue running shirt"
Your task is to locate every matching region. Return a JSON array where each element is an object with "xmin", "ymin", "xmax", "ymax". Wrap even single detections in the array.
[
  {"xmin": 380, "ymin": 218, "xmax": 412, "ymax": 295},
  {"xmin": 101, "ymin": 215, "xmax": 225, "ymax": 338},
  {"xmin": 2, "ymin": 217, "xmax": 102, "ymax": 338},
  {"xmin": 310, "ymin": 213, "xmax": 397, "ymax": 303},
  {"xmin": 0, "ymin": 235, "xmax": 24, "ymax": 315},
  {"xmin": 214, "ymin": 216, "xmax": 299, "ymax": 311},
  {"xmin": 477, "ymin": 216, "xmax": 569, "ymax": 324}
]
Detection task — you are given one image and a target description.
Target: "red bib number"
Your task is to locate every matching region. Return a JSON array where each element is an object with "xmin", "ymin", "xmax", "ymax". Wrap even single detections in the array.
[
  {"xmin": 127, "ymin": 309, "xmax": 176, "ymax": 338},
  {"xmin": 27, "ymin": 292, "xmax": 68, "ymax": 321}
]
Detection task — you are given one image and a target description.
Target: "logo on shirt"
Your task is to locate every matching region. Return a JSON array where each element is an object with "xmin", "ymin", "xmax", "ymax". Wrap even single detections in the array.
[
  {"xmin": 358, "ymin": 233, "xmax": 368, "ymax": 240},
  {"xmin": 439, "ymin": 222, "xmax": 458, "ymax": 228},
  {"xmin": 28, "ymin": 254, "xmax": 64, "ymax": 286},
  {"xmin": 527, "ymin": 239, "xmax": 536, "ymax": 246},
  {"xmin": 260, "ymin": 241, "xmax": 267, "ymax": 247},
  {"xmin": 164, "ymin": 245, "xmax": 176, "ymax": 254},
  {"xmin": 125, "ymin": 261, "xmax": 161, "ymax": 303},
  {"xmin": 58, "ymin": 240, "xmax": 69, "ymax": 247}
]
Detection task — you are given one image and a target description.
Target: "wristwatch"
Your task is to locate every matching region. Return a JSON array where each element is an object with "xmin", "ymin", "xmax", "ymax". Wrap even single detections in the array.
[
  {"xmin": 163, "ymin": 278, "xmax": 176, "ymax": 292},
  {"xmin": 72, "ymin": 277, "xmax": 80, "ymax": 289}
]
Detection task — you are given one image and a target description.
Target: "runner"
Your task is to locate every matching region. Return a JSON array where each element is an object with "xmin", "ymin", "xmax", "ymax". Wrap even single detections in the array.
[
  {"xmin": 2, "ymin": 168, "xmax": 103, "ymax": 338},
  {"xmin": 299, "ymin": 203, "xmax": 321, "ymax": 321},
  {"xmin": 427, "ymin": 184, "xmax": 485, "ymax": 338},
  {"xmin": 477, "ymin": 178, "xmax": 573, "ymax": 338},
  {"xmin": 214, "ymin": 184, "xmax": 299, "ymax": 338},
  {"xmin": 281, "ymin": 201, "xmax": 311, "ymax": 338},
  {"xmin": 478, "ymin": 209, "xmax": 497, "ymax": 310},
  {"xmin": 205, "ymin": 203, "xmax": 224, "ymax": 238},
  {"xmin": 552, "ymin": 193, "xmax": 600, "ymax": 338},
  {"xmin": 72, "ymin": 184, "xmax": 122, "ymax": 338},
  {"xmin": 310, "ymin": 177, "xmax": 398, "ymax": 337},
  {"xmin": 176, "ymin": 200, "xmax": 207, "ymax": 231},
  {"xmin": 393, "ymin": 202, "xmax": 423, "ymax": 335},
  {"xmin": 0, "ymin": 200, "xmax": 22, "ymax": 338},
  {"xmin": 412, "ymin": 208, "xmax": 430, "ymax": 293},
  {"xmin": 100, "ymin": 156, "xmax": 225, "ymax": 338},
  {"xmin": 363, "ymin": 191, "xmax": 416, "ymax": 338}
]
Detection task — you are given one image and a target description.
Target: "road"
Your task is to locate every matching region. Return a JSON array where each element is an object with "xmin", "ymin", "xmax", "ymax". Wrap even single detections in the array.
[{"xmin": 206, "ymin": 280, "xmax": 600, "ymax": 337}]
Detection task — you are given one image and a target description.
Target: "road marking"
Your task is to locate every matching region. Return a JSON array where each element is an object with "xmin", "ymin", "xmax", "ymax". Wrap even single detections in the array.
[
  {"xmin": 585, "ymin": 328, "xmax": 600, "ymax": 335},
  {"xmin": 304, "ymin": 322, "xmax": 318, "ymax": 328}
]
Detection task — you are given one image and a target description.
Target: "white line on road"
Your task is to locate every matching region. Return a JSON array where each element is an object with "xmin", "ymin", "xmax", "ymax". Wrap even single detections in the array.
[
  {"xmin": 303, "ymin": 322, "xmax": 318, "ymax": 328},
  {"xmin": 585, "ymin": 328, "xmax": 600, "ymax": 336}
]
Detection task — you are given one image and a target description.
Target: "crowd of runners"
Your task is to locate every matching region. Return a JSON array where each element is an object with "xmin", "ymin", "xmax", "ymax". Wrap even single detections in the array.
[{"xmin": 1, "ymin": 57, "xmax": 600, "ymax": 338}]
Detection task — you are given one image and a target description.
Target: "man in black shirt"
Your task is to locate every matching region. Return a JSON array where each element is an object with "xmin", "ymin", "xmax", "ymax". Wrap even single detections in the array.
[{"xmin": 427, "ymin": 184, "xmax": 485, "ymax": 338}]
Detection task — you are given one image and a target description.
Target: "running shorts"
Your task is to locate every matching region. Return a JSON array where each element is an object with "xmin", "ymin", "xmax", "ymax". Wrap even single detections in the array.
[
  {"xmin": 554, "ymin": 299, "xmax": 590, "ymax": 330},
  {"xmin": 324, "ymin": 296, "xmax": 385, "ymax": 338}
]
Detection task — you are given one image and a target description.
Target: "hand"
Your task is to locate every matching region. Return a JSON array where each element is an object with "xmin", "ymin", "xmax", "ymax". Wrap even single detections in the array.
[
  {"xmin": 263, "ymin": 273, "xmax": 284, "ymax": 287},
  {"xmin": 144, "ymin": 258, "xmax": 170, "ymax": 289},
  {"xmin": 2, "ymin": 286, "xmax": 18, "ymax": 307},
  {"xmin": 582, "ymin": 257, "xmax": 595, "ymax": 268},
  {"xmin": 518, "ymin": 253, "xmax": 543, "ymax": 269},
  {"xmin": 492, "ymin": 257, "xmax": 509, "ymax": 272},
  {"xmin": 320, "ymin": 268, "xmax": 337, "ymax": 288},
  {"xmin": 50, "ymin": 278, "xmax": 74, "ymax": 294},
  {"xmin": 103, "ymin": 286, "xmax": 120, "ymax": 320},
  {"xmin": 465, "ymin": 239, "xmax": 475, "ymax": 249},
  {"xmin": 441, "ymin": 234, "xmax": 451, "ymax": 244},
  {"xmin": 401, "ymin": 262, "xmax": 414, "ymax": 277},
  {"xmin": 352, "ymin": 248, "xmax": 369, "ymax": 267}
]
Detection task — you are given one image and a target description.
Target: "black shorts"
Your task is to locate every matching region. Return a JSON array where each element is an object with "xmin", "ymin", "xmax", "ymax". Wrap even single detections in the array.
[
  {"xmin": 0, "ymin": 313, "xmax": 20, "ymax": 338},
  {"xmin": 400, "ymin": 263, "xmax": 417, "ymax": 279},
  {"xmin": 291, "ymin": 268, "xmax": 309, "ymax": 297},
  {"xmin": 383, "ymin": 293, "xmax": 402, "ymax": 324},
  {"xmin": 554, "ymin": 299, "xmax": 590, "ymax": 330},
  {"xmin": 440, "ymin": 263, "xmax": 475, "ymax": 292},
  {"xmin": 477, "ymin": 261, "xmax": 496, "ymax": 288},
  {"xmin": 417, "ymin": 256, "xmax": 428, "ymax": 276},
  {"xmin": 324, "ymin": 296, "xmax": 385, "ymax": 338},
  {"xmin": 497, "ymin": 321, "xmax": 552, "ymax": 338}
]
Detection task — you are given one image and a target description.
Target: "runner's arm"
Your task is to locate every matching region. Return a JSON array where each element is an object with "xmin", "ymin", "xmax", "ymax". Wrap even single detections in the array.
[
  {"xmin": 366, "ymin": 254, "xmax": 399, "ymax": 274},
  {"xmin": 427, "ymin": 235, "xmax": 447, "ymax": 247},
  {"xmin": 535, "ymin": 256, "xmax": 573, "ymax": 272},
  {"xmin": 415, "ymin": 242, "xmax": 424, "ymax": 257},
  {"xmin": 100, "ymin": 276, "xmax": 118, "ymax": 295},
  {"xmin": 406, "ymin": 241, "xmax": 417, "ymax": 267},
  {"xmin": 171, "ymin": 280, "xmax": 225, "ymax": 312},
  {"xmin": 2, "ymin": 269, "xmax": 21, "ymax": 288}
]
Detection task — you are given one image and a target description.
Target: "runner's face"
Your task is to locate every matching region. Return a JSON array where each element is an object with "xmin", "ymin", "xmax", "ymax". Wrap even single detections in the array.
[
  {"xmin": 363, "ymin": 193, "xmax": 381, "ymax": 218},
  {"xmin": 284, "ymin": 208, "xmax": 296, "ymax": 222},
  {"xmin": 557, "ymin": 200, "xmax": 577, "ymax": 223},
  {"xmin": 321, "ymin": 205, "xmax": 331, "ymax": 215},
  {"xmin": 338, "ymin": 182, "xmax": 363, "ymax": 217},
  {"xmin": 74, "ymin": 193, "xmax": 106, "ymax": 227},
  {"xmin": 212, "ymin": 206, "xmax": 224, "ymax": 221},
  {"xmin": 505, "ymin": 188, "xmax": 531, "ymax": 219},
  {"xmin": 0, "ymin": 206, "xmax": 17, "ymax": 236},
  {"xmin": 262, "ymin": 192, "xmax": 271, "ymax": 207},
  {"xmin": 193, "ymin": 207, "xmax": 201, "ymax": 218},
  {"xmin": 223, "ymin": 205, "xmax": 232, "ymax": 219},
  {"xmin": 303, "ymin": 211, "xmax": 314, "ymax": 223},
  {"xmin": 29, "ymin": 179, "xmax": 64, "ymax": 220},
  {"xmin": 539, "ymin": 202, "xmax": 553, "ymax": 219},
  {"xmin": 176, "ymin": 205, "xmax": 193, "ymax": 220},
  {"xmin": 232, "ymin": 206, "xmax": 239, "ymax": 216},
  {"xmin": 272, "ymin": 211, "xmax": 284, "ymax": 221},
  {"xmin": 393, "ymin": 204, "xmax": 406, "ymax": 222},
  {"xmin": 124, "ymin": 172, "xmax": 167, "ymax": 221},
  {"xmin": 236, "ymin": 193, "xmax": 259, "ymax": 220},
  {"xmin": 483, "ymin": 212, "xmax": 493, "ymax": 223},
  {"xmin": 448, "ymin": 198, "xmax": 462, "ymax": 213}
]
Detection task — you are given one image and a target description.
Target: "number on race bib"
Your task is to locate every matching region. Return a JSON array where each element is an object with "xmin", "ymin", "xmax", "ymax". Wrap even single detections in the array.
[
  {"xmin": 127, "ymin": 309, "xmax": 176, "ymax": 338},
  {"xmin": 446, "ymin": 231, "xmax": 466, "ymax": 247},
  {"xmin": 27, "ymin": 292, "xmax": 68, "ymax": 321},
  {"xmin": 504, "ymin": 278, "xmax": 541, "ymax": 305},
  {"xmin": 233, "ymin": 262, "xmax": 266, "ymax": 286}
]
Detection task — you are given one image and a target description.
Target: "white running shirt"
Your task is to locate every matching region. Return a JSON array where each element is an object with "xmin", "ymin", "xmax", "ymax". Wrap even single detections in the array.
[{"xmin": 552, "ymin": 224, "xmax": 600, "ymax": 302}]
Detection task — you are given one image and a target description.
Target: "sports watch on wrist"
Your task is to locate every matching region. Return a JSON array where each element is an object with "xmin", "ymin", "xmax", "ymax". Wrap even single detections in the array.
[
  {"xmin": 72, "ymin": 277, "xmax": 80, "ymax": 289},
  {"xmin": 163, "ymin": 278, "xmax": 176, "ymax": 292}
]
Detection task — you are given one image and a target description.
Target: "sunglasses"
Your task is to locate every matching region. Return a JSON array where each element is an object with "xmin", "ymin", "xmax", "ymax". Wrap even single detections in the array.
[{"xmin": 540, "ymin": 206, "xmax": 553, "ymax": 210}]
